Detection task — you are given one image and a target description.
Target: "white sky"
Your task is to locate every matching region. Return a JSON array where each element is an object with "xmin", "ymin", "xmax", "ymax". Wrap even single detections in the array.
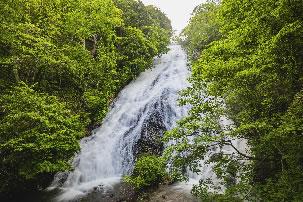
[{"xmin": 140, "ymin": 0, "xmax": 207, "ymax": 34}]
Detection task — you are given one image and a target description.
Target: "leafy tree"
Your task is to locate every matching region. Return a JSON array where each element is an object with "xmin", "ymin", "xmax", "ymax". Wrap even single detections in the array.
[
  {"xmin": 166, "ymin": 0, "xmax": 303, "ymax": 200},
  {"xmin": 145, "ymin": 5, "xmax": 172, "ymax": 33},
  {"xmin": 179, "ymin": 2, "xmax": 220, "ymax": 61},
  {"xmin": 0, "ymin": 0, "xmax": 123, "ymax": 123},
  {"xmin": 113, "ymin": 0, "xmax": 172, "ymax": 88},
  {"xmin": 0, "ymin": 0, "xmax": 172, "ymax": 197},
  {"xmin": 115, "ymin": 26, "xmax": 155, "ymax": 84},
  {"xmin": 0, "ymin": 84, "xmax": 85, "ymax": 197},
  {"xmin": 113, "ymin": 0, "xmax": 153, "ymax": 28}
]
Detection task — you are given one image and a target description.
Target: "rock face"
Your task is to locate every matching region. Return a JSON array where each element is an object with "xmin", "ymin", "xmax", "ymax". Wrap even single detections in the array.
[
  {"xmin": 132, "ymin": 88, "xmax": 178, "ymax": 160},
  {"xmin": 133, "ymin": 105, "xmax": 167, "ymax": 157}
]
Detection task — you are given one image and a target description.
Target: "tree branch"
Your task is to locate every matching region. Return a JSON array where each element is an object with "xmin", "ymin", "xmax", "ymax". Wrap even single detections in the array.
[{"xmin": 225, "ymin": 140, "xmax": 257, "ymax": 160}]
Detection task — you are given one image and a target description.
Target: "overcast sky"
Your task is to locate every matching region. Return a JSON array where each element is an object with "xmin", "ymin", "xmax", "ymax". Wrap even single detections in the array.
[{"xmin": 140, "ymin": 0, "xmax": 207, "ymax": 34}]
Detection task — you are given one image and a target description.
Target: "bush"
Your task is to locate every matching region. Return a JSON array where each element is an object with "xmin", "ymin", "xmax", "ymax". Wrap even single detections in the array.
[
  {"xmin": 123, "ymin": 155, "xmax": 167, "ymax": 190},
  {"xmin": 0, "ymin": 83, "xmax": 85, "ymax": 196}
]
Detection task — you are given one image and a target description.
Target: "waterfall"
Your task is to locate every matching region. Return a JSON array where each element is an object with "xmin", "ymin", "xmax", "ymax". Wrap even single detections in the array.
[
  {"xmin": 179, "ymin": 117, "xmax": 249, "ymax": 194},
  {"xmin": 50, "ymin": 44, "xmax": 248, "ymax": 201},
  {"xmin": 50, "ymin": 44, "xmax": 191, "ymax": 201}
]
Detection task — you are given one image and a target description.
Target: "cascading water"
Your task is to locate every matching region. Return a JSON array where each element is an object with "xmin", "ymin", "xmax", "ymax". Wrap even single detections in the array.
[
  {"xmin": 50, "ymin": 44, "xmax": 191, "ymax": 201},
  {"xmin": 50, "ymin": 44, "xmax": 248, "ymax": 201}
]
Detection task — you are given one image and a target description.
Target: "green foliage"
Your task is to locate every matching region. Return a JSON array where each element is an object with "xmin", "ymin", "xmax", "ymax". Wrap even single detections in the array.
[
  {"xmin": 123, "ymin": 155, "xmax": 168, "ymax": 190},
  {"xmin": 0, "ymin": 0, "xmax": 122, "ymax": 123},
  {"xmin": 115, "ymin": 26, "xmax": 155, "ymax": 84},
  {"xmin": 142, "ymin": 26, "xmax": 171, "ymax": 56},
  {"xmin": 113, "ymin": 0, "xmax": 172, "ymax": 87},
  {"xmin": 145, "ymin": 5, "xmax": 173, "ymax": 33},
  {"xmin": 113, "ymin": 0, "xmax": 153, "ymax": 28},
  {"xmin": 0, "ymin": 0, "xmax": 172, "ymax": 197},
  {"xmin": 165, "ymin": 0, "xmax": 303, "ymax": 200},
  {"xmin": 0, "ymin": 83, "xmax": 85, "ymax": 195},
  {"xmin": 178, "ymin": 2, "xmax": 220, "ymax": 61}
]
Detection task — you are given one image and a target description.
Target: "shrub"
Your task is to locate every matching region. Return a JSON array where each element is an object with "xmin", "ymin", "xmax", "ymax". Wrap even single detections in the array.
[
  {"xmin": 0, "ymin": 83, "xmax": 85, "ymax": 196},
  {"xmin": 123, "ymin": 154, "xmax": 167, "ymax": 190}
]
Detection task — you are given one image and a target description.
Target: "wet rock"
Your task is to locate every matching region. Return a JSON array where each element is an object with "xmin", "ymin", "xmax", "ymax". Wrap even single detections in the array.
[
  {"xmin": 144, "ymin": 184, "xmax": 200, "ymax": 202},
  {"xmin": 72, "ymin": 182, "xmax": 137, "ymax": 202},
  {"xmin": 133, "ymin": 103, "xmax": 167, "ymax": 158}
]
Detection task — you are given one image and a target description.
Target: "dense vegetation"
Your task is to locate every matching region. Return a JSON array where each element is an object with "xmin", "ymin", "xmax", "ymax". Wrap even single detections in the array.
[
  {"xmin": 123, "ymin": 155, "xmax": 167, "ymax": 190},
  {"xmin": 164, "ymin": 0, "xmax": 303, "ymax": 201},
  {"xmin": 0, "ymin": 0, "xmax": 172, "ymax": 198}
]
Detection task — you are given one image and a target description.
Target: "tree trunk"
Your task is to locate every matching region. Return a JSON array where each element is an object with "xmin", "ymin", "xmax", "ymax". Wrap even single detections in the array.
[
  {"xmin": 13, "ymin": 68, "xmax": 20, "ymax": 86},
  {"xmin": 83, "ymin": 38, "xmax": 86, "ymax": 50},
  {"xmin": 91, "ymin": 34, "xmax": 97, "ymax": 57}
]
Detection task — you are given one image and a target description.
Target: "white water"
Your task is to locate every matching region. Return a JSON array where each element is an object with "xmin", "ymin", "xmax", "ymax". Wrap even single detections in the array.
[
  {"xmin": 182, "ymin": 116, "xmax": 248, "ymax": 193},
  {"xmin": 50, "ymin": 44, "xmax": 191, "ymax": 201},
  {"xmin": 50, "ymin": 44, "xmax": 248, "ymax": 201}
]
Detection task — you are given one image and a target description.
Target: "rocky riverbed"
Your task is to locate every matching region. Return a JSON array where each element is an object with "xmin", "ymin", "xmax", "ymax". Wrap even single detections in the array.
[{"xmin": 72, "ymin": 181, "xmax": 200, "ymax": 202}]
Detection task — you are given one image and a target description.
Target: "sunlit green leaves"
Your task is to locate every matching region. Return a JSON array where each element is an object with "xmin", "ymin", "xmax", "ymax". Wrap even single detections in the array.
[
  {"xmin": 123, "ymin": 154, "xmax": 168, "ymax": 190},
  {"xmin": 166, "ymin": 0, "xmax": 303, "ymax": 200},
  {"xmin": 178, "ymin": 2, "xmax": 220, "ymax": 61},
  {"xmin": 0, "ymin": 84, "xmax": 85, "ymax": 193},
  {"xmin": 0, "ymin": 0, "xmax": 172, "ymax": 197}
]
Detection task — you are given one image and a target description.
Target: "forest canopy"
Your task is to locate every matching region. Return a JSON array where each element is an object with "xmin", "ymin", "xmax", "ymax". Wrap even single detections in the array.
[
  {"xmin": 166, "ymin": 0, "xmax": 303, "ymax": 200},
  {"xmin": 0, "ymin": 0, "xmax": 172, "ymax": 197}
]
